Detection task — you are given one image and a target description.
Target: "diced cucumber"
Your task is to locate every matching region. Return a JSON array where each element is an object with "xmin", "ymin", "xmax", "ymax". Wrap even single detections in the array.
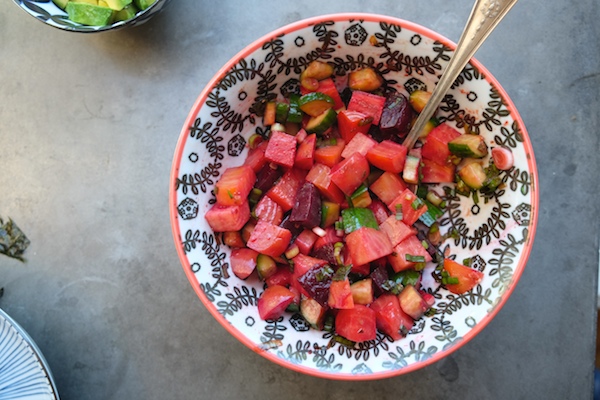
[
  {"xmin": 305, "ymin": 108, "xmax": 336, "ymax": 135},
  {"xmin": 256, "ymin": 254, "xmax": 277, "ymax": 280},
  {"xmin": 298, "ymin": 92, "xmax": 335, "ymax": 117},
  {"xmin": 287, "ymin": 95, "xmax": 303, "ymax": 124},
  {"xmin": 403, "ymin": 155, "xmax": 421, "ymax": 184},
  {"xmin": 66, "ymin": 2, "xmax": 113, "ymax": 26},
  {"xmin": 448, "ymin": 135, "xmax": 488, "ymax": 158},
  {"xmin": 418, "ymin": 200, "xmax": 444, "ymax": 227},
  {"xmin": 458, "ymin": 160, "xmax": 487, "ymax": 190},
  {"xmin": 321, "ymin": 201, "xmax": 340, "ymax": 228},
  {"xmin": 300, "ymin": 296, "xmax": 326, "ymax": 330},
  {"xmin": 341, "ymin": 208, "xmax": 378, "ymax": 234},
  {"xmin": 409, "ymin": 90, "xmax": 432, "ymax": 113},
  {"xmin": 275, "ymin": 102, "xmax": 289, "ymax": 124},
  {"xmin": 350, "ymin": 278, "xmax": 374, "ymax": 305}
]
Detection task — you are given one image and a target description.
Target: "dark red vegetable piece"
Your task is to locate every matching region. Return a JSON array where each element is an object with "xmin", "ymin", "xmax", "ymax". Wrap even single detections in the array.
[
  {"xmin": 379, "ymin": 92, "xmax": 414, "ymax": 140},
  {"xmin": 255, "ymin": 163, "xmax": 282, "ymax": 193},
  {"xmin": 370, "ymin": 264, "xmax": 390, "ymax": 296},
  {"xmin": 297, "ymin": 264, "xmax": 333, "ymax": 306},
  {"xmin": 289, "ymin": 182, "xmax": 322, "ymax": 229}
]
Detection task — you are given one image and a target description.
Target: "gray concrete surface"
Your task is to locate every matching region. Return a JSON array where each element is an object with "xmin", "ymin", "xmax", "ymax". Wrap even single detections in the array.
[{"xmin": 1, "ymin": 1, "xmax": 599, "ymax": 399}]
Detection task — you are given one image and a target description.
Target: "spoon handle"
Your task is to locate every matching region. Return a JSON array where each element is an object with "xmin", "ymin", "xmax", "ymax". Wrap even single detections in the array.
[{"xmin": 402, "ymin": 0, "xmax": 519, "ymax": 149}]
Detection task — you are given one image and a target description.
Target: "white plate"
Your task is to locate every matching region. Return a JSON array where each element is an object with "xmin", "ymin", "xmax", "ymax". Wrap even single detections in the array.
[{"xmin": 0, "ymin": 308, "xmax": 59, "ymax": 400}]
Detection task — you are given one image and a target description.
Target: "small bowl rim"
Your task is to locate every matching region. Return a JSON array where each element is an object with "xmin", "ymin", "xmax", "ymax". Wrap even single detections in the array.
[
  {"xmin": 169, "ymin": 12, "xmax": 539, "ymax": 380},
  {"xmin": 12, "ymin": 0, "xmax": 166, "ymax": 33}
]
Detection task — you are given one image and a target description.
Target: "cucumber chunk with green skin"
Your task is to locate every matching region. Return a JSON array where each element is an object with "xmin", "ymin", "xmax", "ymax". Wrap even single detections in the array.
[
  {"xmin": 298, "ymin": 92, "xmax": 335, "ymax": 117},
  {"xmin": 287, "ymin": 95, "xmax": 303, "ymax": 124},
  {"xmin": 341, "ymin": 208, "xmax": 378, "ymax": 234},
  {"xmin": 458, "ymin": 160, "xmax": 487, "ymax": 189},
  {"xmin": 275, "ymin": 102, "xmax": 289, "ymax": 124},
  {"xmin": 134, "ymin": 0, "xmax": 156, "ymax": 10},
  {"xmin": 256, "ymin": 254, "xmax": 277, "ymax": 280},
  {"xmin": 305, "ymin": 108, "xmax": 336, "ymax": 135},
  {"xmin": 448, "ymin": 134, "xmax": 488, "ymax": 158},
  {"xmin": 66, "ymin": 2, "xmax": 114, "ymax": 26}
]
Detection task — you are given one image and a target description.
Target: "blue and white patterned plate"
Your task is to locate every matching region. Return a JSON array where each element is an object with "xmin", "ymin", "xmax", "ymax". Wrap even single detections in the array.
[
  {"xmin": 170, "ymin": 13, "xmax": 539, "ymax": 380},
  {"xmin": 0, "ymin": 308, "xmax": 59, "ymax": 400}
]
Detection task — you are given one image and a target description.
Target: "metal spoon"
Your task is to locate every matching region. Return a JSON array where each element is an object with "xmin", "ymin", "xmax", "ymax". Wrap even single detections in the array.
[{"xmin": 402, "ymin": 0, "xmax": 519, "ymax": 150}]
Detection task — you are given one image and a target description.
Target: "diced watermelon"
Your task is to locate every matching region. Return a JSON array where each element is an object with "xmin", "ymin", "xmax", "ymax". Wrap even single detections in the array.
[
  {"xmin": 294, "ymin": 229, "xmax": 319, "ymax": 255},
  {"xmin": 337, "ymin": 110, "xmax": 373, "ymax": 142},
  {"xmin": 314, "ymin": 138, "xmax": 345, "ymax": 167},
  {"xmin": 345, "ymin": 227, "xmax": 393, "ymax": 266},
  {"xmin": 265, "ymin": 130, "xmax": 297, "ymax": 168},
  {"xmin": 305, "ymin": 163, "xmax": 346, "ymax": 203},
  {"xmin": 215, "ymin": 165, "xmax": 256, "ymax": 206},
  {"xmin": 421, "ymin": 123, "xmax": 461, "ymax": 165},
  {"xmin": 335, "ymin": 305, "xmax": 377, "ymax": 342},
  {"xmin": 330, "ymin": 152, "xmax": 370, "ymax": 196},
  {"xmin": 295, "ymin": 133, "xmax": 317, "ymax": 170},
  {"xmin": 257, "ymin": 285, "xmax": 295, "ymax": 320},
  {"xmin": 246, "ymin": 220, "xmax": 292, "ymax": 258},
  {"xmin": 254, "ymin": 195, "xmax": 284, "ymax": 225},
  {"xmin": 421, "ymin": 157, "xmax": 456, "ymax": 183},
  {"xmin": 266, "ymin": 168, "xmax": 306, "ymax": 211},
  {"xmin": 388, "ymin": 235, "xmax": 432, "ymax": 272},
  {"xmin": 370, "ymin": 171, "xmax": 408, "ymax": 206},
  {"xmin": 341, "ymin": 132, "xmax": 377, "ymax": 159},
  {"xmin": 370, "ymin": 293, "xmax": 413, "ymax": 340},
  {"xmin": 366, "ymin": 140, "xmax": 408, "ymax": 174},
  {"xmin": 387, "ymin": 188, "xmax": 428, "ymax": 226},
  {"xmin": 347, "ymin": 91, "xmax": 386, "ymax": 126},
  {"xmin": 379, "ymin": 215, "xmax": 417, "ymax": 246},
  {"xmin": 328, "ymin": 278, "xmax": 355, "ymax": 309},
  {"xmin": 368, "ymin": 198, "xmax": 391, "ymax": 225},
  {"xmin": 230, "ymin": 248, "xmax": 259, "ymax": 280},
  {"xmin": 243, "ymin": 141, "xmax": 268, "ymax": 172},
  {"xmin": 205, "ymin": 201, "xmax": 250, "ymax": 232}
]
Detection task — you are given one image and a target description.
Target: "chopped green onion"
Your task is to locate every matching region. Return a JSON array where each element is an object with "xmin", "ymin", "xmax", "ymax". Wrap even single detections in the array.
[
  {"xmin": 414, "ymin": 262, "xmax": 426, "ymax": 271},
  {"xmin": 463, "ymin": 257, "xmax": 472, "ymax": 267},
  {"xmin": 333, "ymin": 264, "xmax": 352, "ymax": 281},
  {"xmin": 405, "ymin": 254, "xmax": 426, "ymax": 263},
  {"xmin": 248, "ymin": 133, "xmax": 263, "ymax": 149},
  {"xmin": 248, "ymin": 188, "xmax": 262, "ymax": 205},
  {"xmin": 446, "ymin": 277, "xmax": 459, "ymax": 285},
  {"xmin": 411, "ymin": 197, "xmax": 426, "ymax": 210},
  {"xmin": 395, "ymin": 204, "xmax": 403, "ymax": 220},
  {"xmin": 315, "ymin": 265, "xmax": 334, "ymax": 282}
]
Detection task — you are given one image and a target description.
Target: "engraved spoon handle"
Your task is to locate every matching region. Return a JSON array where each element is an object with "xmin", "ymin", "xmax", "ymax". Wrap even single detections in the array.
[{"xmin": 402, "ymin": 0, "xmax": 519, "ymax": 149}]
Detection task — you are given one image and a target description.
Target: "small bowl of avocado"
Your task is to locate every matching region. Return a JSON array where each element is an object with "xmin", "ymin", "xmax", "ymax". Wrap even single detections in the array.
[{"xmin": 12, "ymin": 0, "xmax": 171, "ymax": 32}]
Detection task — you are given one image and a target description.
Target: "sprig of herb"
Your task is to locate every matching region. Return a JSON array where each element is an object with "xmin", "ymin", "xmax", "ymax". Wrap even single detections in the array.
[{"xmin": 0, "ymin": 217, "xmax": 30, "ymax": 262}]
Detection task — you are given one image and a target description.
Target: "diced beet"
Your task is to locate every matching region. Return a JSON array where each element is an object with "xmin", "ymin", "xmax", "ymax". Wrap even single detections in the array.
[
  {"xmin": 340, "ymin": 132, "xmax": 377, "ymax": 159},
  {"xmin": 255, "ymin": 163, "xmax": 282, "ymax": 193},
  {"xmin": 295, "ymin": 229, "xmax": 319, "ymax": 255},
  {"xmin": 246, "ymin": 220, "xmax": 292, "ymax": 258},
  {"xmin": 257, "ymin": 285, "xmax": 295, "ymax": 320},
  {"xmin": 230, "ymin": 248, "xmax": 259, "ymax": 280},
  {"xmin": 347, "ymin": 91, "xmax": 386, "ymax": 126},
  {"xmin": 215, "ymin": 166, "xmax": 256, "ymax": 206},
  {"xmin": 370, "ymin": 264, "xmax": 389, "ymax": 296},
  {"xmin": 311, "ymin": 243, "xmax": 337, "ymax": 266},
  {"xmin": 335, "ymin": 305, "xmax": 377, "ymax": 342},
  {"xmin": 337, "ymin": 110, "xmax": 373, "ymax": 143},
  {"xmin": 368, "ymin": 198, "xmax": 391, "ymax": 225},
  {"xmin": 330, "ymin": 152, "xmax": 370, "ymax": 196},
  {"xmin": 266, "ymin": 168, "xmax": 306, "ymax": 212},
  {"xmin": 379, "ymin": 215, "xmax": 417, "ymax": 247},
  {"xmin": 328, "ymin": 278, "xmax": 354, "ymax": 309},
  {"xmin": 254, "ymin": 195, "xmax": 284, "ymax": 225},
  {"xmin": 289, "ymin": 182, "xmax": 322, "ymax": 229},
  {"xmin": 345, "ymin": 227, "xmax": 393, "ymax": 266},
  {"xmin": 297, "ymin": 264, "xmax": 333, "ymax": 306},
  {"xmin": 379, "ymin": 92, "xmax": 414, "ymax": 140}
]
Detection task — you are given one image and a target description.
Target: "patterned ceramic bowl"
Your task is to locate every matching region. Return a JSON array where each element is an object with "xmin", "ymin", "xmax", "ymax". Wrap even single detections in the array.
[
  {"xmin": 170, "ymin": 13, "xmax": 539, "ymax": 380},
  {"xmin": 12, "ymin": 0, "xmax": 170, "ymax": 32}
]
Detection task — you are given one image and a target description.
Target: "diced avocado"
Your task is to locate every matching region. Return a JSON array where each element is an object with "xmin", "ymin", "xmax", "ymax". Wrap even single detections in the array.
[
  {"xmin": 66, "ymin": 2, "xmax": 113, "ymax": 26},
  {"xmin": 305, "ymin": 107, "xmax": 336, "ymax": 135},
  {"xmin": 52, "ymin": 0, "xmax": 69, "ymax": 10},
  {"xmin": 133, "ymin": 0, "xmax": 156, "ymax": 10},
  {"xmin": 448, "ymin": 134, "xmax": 488, "ymax": 158},
  {"xmin": 458, "ymin": 160, "xmax": 487, "ymax": 190},
  {"xmin": 76, "ymin": 0, "xmax": 99, "ymax": 5},
  {"xmin": 112, "ymin": 3, "xmax": 139, "ymax": 21},
  {"xmin": 104, "ymin": 0, "xmax": 132, "ymax": 11}
]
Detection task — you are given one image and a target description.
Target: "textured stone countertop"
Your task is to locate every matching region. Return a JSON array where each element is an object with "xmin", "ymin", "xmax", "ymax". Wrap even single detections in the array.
[{"xmin": 1, "ymin": 1, "xmax": 598, "ymax": 399}]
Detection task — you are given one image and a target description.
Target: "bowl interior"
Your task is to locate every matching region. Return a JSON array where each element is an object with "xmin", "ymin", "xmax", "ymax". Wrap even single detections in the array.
[
  {"xmin": 170, "ymin": 13, "xmax": 538, "ymax": 380},
  {"xmin": 13, "ymin": 0, "xmax": 170, "ymax": 32}
]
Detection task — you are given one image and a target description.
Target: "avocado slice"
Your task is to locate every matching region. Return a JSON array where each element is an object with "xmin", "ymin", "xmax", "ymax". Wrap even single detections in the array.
[
  {"xmin": 133, "ymin": 0, "xmax": 156, "ymax": 10},
  {"xmin": 104, "ymin": 0, "xmax": 132, "ymax": 11},
  {"xmin": 112, "ymin": 3, "xmax": 139, "ymax": 21},
  {"xmin": 66, "ymin": 2, "xmax": 113, "ymax": 26}
]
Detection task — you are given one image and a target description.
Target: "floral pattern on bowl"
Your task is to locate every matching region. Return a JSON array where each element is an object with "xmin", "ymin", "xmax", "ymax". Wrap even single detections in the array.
[{"xmin": 169, "ymin": 13, "xmax": 539, "ymax": 380}]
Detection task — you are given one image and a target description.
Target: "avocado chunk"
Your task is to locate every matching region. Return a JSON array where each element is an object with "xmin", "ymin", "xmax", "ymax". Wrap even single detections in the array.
[
  {"xmin": 52, "ymin": 0, "xmax": 69, "ymax": 10},
  {"xmin": 112, "ymin": 3, "xmax": 139, "ymax": 21},
  {"xmin": 104, "ymin": 0, "xmax": 132, "ymax": 11},
  {"xmin": 66, "ymin": 2, "xmax": 113, "ymax": 26},
  {"xmin": 133, "ymin": 0, "xmax": 156, "ymax": 10}
]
